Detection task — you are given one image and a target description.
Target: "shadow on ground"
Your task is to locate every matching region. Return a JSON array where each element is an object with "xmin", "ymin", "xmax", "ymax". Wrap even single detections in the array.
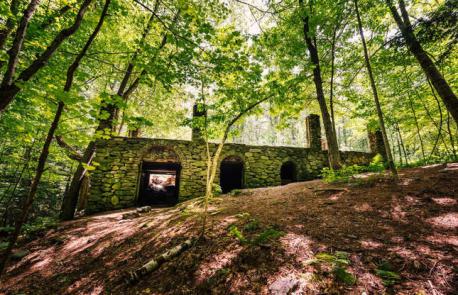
[{"xmin": 0, "ymin": 164, "xmax": 457, "ymax": 294}]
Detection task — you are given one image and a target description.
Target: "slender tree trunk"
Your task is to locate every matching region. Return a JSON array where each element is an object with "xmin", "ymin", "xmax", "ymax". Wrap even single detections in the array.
[
  {"xmin": 1, "ymin": 0, "xmax": 41, "ymax": 89},
  {"xmin": 0, "ymin": 0, "xmax": 21, "ymax": 69},
  {"xmin": 354, "ymin": 0, "xmax": 398, "ymax": 179},
  {"xmin": 386, "ymin": 0, "xmax": 458, "ymax": 124},
  {"xmin": 0, "ymin": 1, "xmax": 110, "ymax": 270},
  {"xmin": 329, "ymin": 24, "xmax": 338, "ymax": 137},
  {"xmin": 299, "ymin": 0, "xmax": 341, "ymax": 169},
  {"xmin": 426, "ymin": 77, "xmax": 452, "ymax": 159},
  {"xmin": 0, "ymin": 101, "xmax": 65, "ymax": 276},
  {"xmin": 395, "ymin": 129, "xmax": 403, "ymax": 166},
  {"xmin": 406, "ymin": 89, "xmax": 425, "ymax": 159},
  {"xmin": 446, "ymin": 111, "xmax": 457, "ymax": 160},
  {"xmin": 395, "ymin": 121, "xmax": 408, "ymax": 164},
  {"xmin": 60, "ymin": 5, "xmax": 167, "ymax": 219},
  {"xmin": 0, "ymin": 0, "xmax": 94, "ymax": 113}
]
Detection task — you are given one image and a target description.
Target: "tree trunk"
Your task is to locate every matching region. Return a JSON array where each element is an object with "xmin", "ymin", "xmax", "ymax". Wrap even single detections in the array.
[
  {"xmin": 300, "ymin": 1, "xmax": 341, "ymax": 169},
  {"xmin": 0, "ymin": 0, "xmax": 21, "ymax": 69},
  {"xmin": 59, "ymin": 141, "xmax": 96, "ymax": 220},
  {"xmin": 329, "ymin": 24, "xmax": 338, "ymax": 137},
  {"xmin": 406, "ymin": 89, "xmax": 425, "ymax": 159},
  {"xmin": 0, "ymin": 0, "xmax": 110, "ymax": 274},
  {"xmin": 0, "ymin": 0, "xmax": 94, "ymax": 113},
  {"xmin": 446, "ymin": 111, "xmax": 457, "ymax": 160},
  {"xmin": 0, "ymin": 101, "xmax": 65, "ymax": 276},
  {"xmin": 354, "ymin": 0, "xmax": 398, "ymax": 179},
  {"xmin": 386, "ymin": 0, "xmax": 458, "ymax": 125},
  {"xmin": 1, "ymin": 0, "xmax": 41, "ymax": 89}
]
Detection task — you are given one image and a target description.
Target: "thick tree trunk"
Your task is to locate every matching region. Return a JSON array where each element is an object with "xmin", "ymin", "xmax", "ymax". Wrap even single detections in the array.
[
  {"xmin": 354, "ymin": 0, "xmax": 398, "ymax": 179},
  {"xmin": 60, "ymin": 141, "xmax": 96, "ymax": 220},
  {"xmin": 60, "ymin": 7, "xmax": 178, "ymax": 219},
  {"xmin": 300, "ymin": 2, "xmax": 341, "ymax": 169},
  {"xmin": 386, "ymin": 0, "xmax": 458, "ymax": 125}
]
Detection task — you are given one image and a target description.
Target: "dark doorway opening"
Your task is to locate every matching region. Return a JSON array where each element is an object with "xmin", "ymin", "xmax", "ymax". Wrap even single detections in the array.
[
  {"xmin": 138, "ymin": 162, "xmax": 181, "ymax": 206},
  {"xmin": 220, "ymin": 156, "xmax": 244, "ymax": 193},
  {"xmin": 280, "ymin": 161, "xmax": 297, "ymax": 185}
]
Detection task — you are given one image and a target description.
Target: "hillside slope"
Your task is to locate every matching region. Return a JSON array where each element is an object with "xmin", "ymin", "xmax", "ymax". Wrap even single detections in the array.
[{"xmin": 1, "ymin": 164, "xmax": 457, "ymax": 294}]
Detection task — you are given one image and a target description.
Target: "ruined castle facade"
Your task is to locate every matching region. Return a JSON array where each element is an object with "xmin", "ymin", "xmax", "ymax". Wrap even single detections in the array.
[{"xmin": 86, "ymin": 114, "xmax": 377, "ymax": 213}]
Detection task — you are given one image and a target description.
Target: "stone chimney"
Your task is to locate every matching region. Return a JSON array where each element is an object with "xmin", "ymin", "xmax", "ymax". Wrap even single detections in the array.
[
  {"xmin": 305, "ymin": 114, "xmax": 321, "ymax": 150},
  {"xmin": 192, "ymin": 103, "xmax": 206, "ymax": 141},
  {"xmin": 368, "ymin": 127, "xmax": 386, "ymax": 160}
]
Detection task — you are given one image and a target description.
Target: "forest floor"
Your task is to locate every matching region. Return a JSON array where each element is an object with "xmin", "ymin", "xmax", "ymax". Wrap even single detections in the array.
[{"xmin": 1, "ymin": 163, "xmax": 457, "ymax": 294}]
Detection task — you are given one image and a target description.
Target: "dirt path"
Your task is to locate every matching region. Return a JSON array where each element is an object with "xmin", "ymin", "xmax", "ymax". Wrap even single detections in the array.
[{"xmin": 1, "ymin": 164, "xmax": 457, "ymax": 294}]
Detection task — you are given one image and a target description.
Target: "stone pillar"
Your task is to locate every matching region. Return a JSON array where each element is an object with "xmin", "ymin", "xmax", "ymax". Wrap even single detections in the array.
[
  {"xmin": 305, "ymin": 114, "xmax": 321, "ymax": 150},
  {"xmin": 128, "ymin": 128, "xmax": 141, "ymax": 138},
  {"xmin": 368, "ymin": 128, "xmax": 386, "ymax": 160},
  {"xmin": 192, "ymin": 103, "xmax": 206, "ymax": 141}
]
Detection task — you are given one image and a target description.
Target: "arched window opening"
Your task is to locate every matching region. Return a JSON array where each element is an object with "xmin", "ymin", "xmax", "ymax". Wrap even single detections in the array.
[
  {"xmin": 280, "ymin": 161, "xmax": 297, "ymax": 185},
  {"xmin": 220, "ymin": 156, "xmax": 244, "ymax": 193}
]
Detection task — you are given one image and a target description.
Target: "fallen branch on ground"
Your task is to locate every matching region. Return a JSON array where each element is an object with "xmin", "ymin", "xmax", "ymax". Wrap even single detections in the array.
[{"xmin": 125, "ymin": 238, "xmax": 194, "ymax": 284}]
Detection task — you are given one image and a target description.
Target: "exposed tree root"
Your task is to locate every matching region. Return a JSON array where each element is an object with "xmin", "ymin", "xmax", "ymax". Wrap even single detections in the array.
[{"xmin": 125, "ymin": 238, "xmax": 194, "ymax": 284}]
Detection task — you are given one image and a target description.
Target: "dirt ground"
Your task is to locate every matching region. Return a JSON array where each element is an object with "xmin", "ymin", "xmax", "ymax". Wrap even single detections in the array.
[{"xmin": 1, "ymin": 163, "xmax": 457, "ymax": 294}]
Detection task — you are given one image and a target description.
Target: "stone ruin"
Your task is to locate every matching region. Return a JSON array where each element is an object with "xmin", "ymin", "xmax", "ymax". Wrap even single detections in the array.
[{"xmin": 86, "ymin": 111, "xmax": 380, "ymax": 214}]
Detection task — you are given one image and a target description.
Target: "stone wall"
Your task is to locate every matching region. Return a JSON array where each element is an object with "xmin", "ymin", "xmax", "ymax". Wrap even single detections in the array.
[
  {"xmin": 87, "ymin": 138, "xmax": 374, "ymax": 213},
  {"xmin": 86, "ymin": 113, "xmax": 375, "ymax": 214}
]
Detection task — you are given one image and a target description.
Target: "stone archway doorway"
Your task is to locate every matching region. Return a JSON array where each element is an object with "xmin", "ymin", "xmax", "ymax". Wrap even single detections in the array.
[{"xmin": 220, "ymin": 156, "xmax": 244, "ymax": 193}]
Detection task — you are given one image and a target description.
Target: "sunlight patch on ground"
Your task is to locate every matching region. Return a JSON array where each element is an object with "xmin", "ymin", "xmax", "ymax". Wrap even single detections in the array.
[
  {"xmin": 267, "ymin": 269, "xmax": 314, "ymax": 295},
  {"xmin": 425, "ymin": 234, "xmax": 458, "ymax": 247},
  {"xmin": 431, "ymin": 197, "xmax": 457, "ymax": 206},
  {"xmin": 427, "ymin": 212, "xmax": 458, "ymax": 229},
  {"xmin": 279, "ymin": 233, "xmax": 314, "ymax": 263},
  {"xmin": 353, "ymin": 202, "xmax": 372, "ymax": 212},
  {"xmin": 195, "ymin": 244, "xmax": 243, "ymax": 284},
  {"xmin": 391, "ymin": 204, "xmax": 407, "ymax": 223},
  {"xmin": 360, "ymin": 239, "xmax": 384, "ymax": 249}
]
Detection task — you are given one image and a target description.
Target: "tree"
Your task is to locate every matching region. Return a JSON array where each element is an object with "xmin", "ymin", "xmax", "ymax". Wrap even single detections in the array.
[
  {"xmin": 0, "ymin": 0, "xmax": 94, "ymax": 113},
  {"xmin": 385, "ymin": 0, "xmax": 458, "ymax": 125},
  {"xmin": 0, "ymin": 0, "xmax": 111, "ymax": 275},
  {"xmin": 354, "ymin": 0, "xmax": 397, "ymax": 178}
]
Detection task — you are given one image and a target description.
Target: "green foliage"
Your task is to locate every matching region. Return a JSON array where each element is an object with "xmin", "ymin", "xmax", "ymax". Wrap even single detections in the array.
[
  {"xmin": 243, "ymin": 219, "xmax": 260, "ymax": 232},
  {"xmin": 227, "ymin": 221, "xmax": 284, "ymax": 246},
  {"xmin": 22, "ymin": 217, "xmax": 58, "ymax": 237},
  {"xmin": 229, "ymin": 189, "xmax": 243, "ymax": 196},
  {"xmin": 375, "ymin": 269, "xmax": 401, "ymax": 286},
  {"xmin": 0, "ymin": 242, "xmax": 9, "ymax": 252},
  {"xmin": 251, "ymin": 228, "xmax": 285, "ymax": 245},
  {"xmin": 227, "ymin": 225, "xmax": 247, "ymax": 244},
  {"xmin": 333, "ymin": 266, "xmax": 357, "ymax": 285},
  {"xmin": 368, "ymin": 154, "xmax": 385, "ymax": 173},
  {"xmin": 321, "ymin": 165, "xmax": 364, "ymax": 183},
  {"xmin": 307, "ymin": 251, "xmax": 357, "ymax": 286},
  {"xmin": 212, "ymin": 184, "xmax": 222, "ymax": 196},
  {"xmin": 375, "ymin": 260, "xmax": 401, "ymax": 286}
]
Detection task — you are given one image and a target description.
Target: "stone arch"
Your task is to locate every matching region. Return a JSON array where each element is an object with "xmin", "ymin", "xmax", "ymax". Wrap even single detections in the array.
[
  {"xmin": 137, "ymin": 144, "xmax": 184, "ymax": 206},
  {"xmin": 141, "ymin": 144, "xmax": 183, "ymax": 163},
  {"xmin": 280, "ymin": 160, "xmax": 297, "ymax": 185},
  {"xmin": 219, "ymin": 155, "xmax": 244, "ymax": 193}
]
